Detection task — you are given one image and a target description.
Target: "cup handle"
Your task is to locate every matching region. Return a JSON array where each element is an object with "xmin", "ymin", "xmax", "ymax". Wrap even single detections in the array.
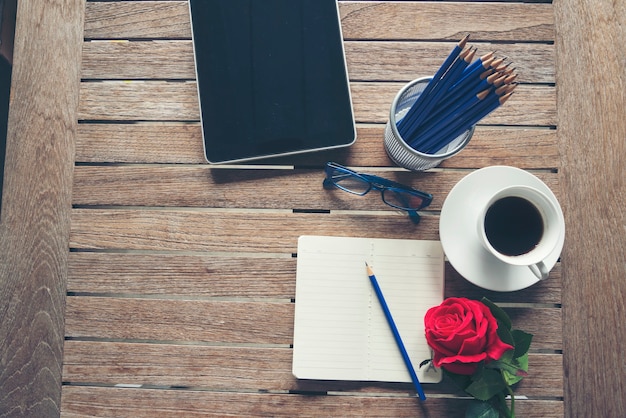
[{"xmin": 529, "ymin": 261, "xmax": 549, "ymax": 280}]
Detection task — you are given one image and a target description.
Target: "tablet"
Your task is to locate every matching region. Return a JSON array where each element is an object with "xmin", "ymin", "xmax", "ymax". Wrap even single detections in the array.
[{"xmin": 189, "ymin": 0, "xmax": 356, "ymax": 164}]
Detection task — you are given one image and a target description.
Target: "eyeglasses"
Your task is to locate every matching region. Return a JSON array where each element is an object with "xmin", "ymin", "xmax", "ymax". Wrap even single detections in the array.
[{"xmin": 323, "ymin": 162, "xmax": 433, "ymax": 224}]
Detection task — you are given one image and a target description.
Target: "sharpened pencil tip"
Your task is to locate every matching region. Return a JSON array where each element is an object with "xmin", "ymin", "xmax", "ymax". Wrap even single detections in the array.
[{"xmin": 459, "ymin": 33, "xmax": 470, "ymax": 48}]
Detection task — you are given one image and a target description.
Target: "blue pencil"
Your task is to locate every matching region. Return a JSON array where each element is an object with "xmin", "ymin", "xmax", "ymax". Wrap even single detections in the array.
[
  {"xmin": 423, "ymin": 91, "xmax": 514, "ymax": 154},
  {"xmin": 397, "ymin": 34, "xmax": 470, "ymax": 136},
  {"xmin": 409, "ymin": 88, "xmax": 492, "ymax": 151},
  {"xmin": 455, "ymin": 51, "xmax": 494, "ymax": 84},
  {"xmin": 365, "ymin": 262, "xmax": 426, "ymax": 401},
  {"xmin": 412, "ymin": 87, "xmax": 492, "ymax": 146},
  {"xmin": 412, "ymin": 90, "xmax": 500, "ymax": 152},
  {"xmin": 401, "ymin": 46, "xmax": 474, "ymax": 139},
  {"xmin": 410, "ymin": 75, "xmax": 515, "ymax": 152},
  {"xmin": 418, "ymin": 91, "xmax": 500, "ymax": 151},
  {"xmin": 438, "ymin": 62, "xmax": 494, "ymax": 110}
]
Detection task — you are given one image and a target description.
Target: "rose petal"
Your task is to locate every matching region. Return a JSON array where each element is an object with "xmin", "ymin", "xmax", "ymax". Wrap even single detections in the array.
[
  {"xmin": 441, "ymin": 361, "xmax": 479, "ymax": 375},
  {"xmin": 424, "ymin": 297, "xmax": 516, "ymax": 374}
]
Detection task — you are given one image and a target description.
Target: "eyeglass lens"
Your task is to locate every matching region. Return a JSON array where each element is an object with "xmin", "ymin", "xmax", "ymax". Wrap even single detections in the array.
[
  {"xmin": 329, "ymin": 169, "xmax": 370, "ymax": 195},
  {"xmin": 329, "ymin": 165, "xmax": 427, "ymax": 210},
  {"xmin": 383, "ymin": 190, "xmax": 427, "ymax": 210}
]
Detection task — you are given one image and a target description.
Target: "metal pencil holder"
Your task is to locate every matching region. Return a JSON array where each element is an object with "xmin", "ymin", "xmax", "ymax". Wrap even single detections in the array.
[{"xmin": 384, "ymin": 77, "xmax": 474, "ymax": 171}]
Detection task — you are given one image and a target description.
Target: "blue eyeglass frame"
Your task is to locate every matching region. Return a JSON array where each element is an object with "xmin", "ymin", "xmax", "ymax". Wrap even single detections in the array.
[{"xmin": 323, "ymin": 162, "xmax": 433, "ymax": 224}]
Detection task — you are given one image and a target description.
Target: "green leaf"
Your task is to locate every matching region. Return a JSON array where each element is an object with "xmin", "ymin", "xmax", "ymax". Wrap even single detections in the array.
[
  {"xmin": 512, "ymin": 329, "xmax": 533, "ymax": 358},
  {"xmin": 465, "ymin": 369, "xmax": 507, "ymax": 401},
  {"xmin": 465, "ymin": 400, "xmax": 500, "ymax": 418},
  {"xmin": 498, "ymin": 348, "xmax": 514, "ymax": 365},
  {"xmin": 481, "ymin": 298, "xmax": 512, "ymax": 330},
  {"xmin": 444, "ymin": 368, "xmax": 472, "ymax": 390},
  {"xmin": 497, "ymin": 324, "xmax": 515, "ymax": 349},
  {"xmin": 485, "ymin": 350, "xmax": 527, "ymax": 388},
  {"xmin": 503, "ymin": 353, "xmax": 529, "ymax": 386},
  {"xmin": 471, "ymin": 362, "xmax": 486, "ymax": 382}
]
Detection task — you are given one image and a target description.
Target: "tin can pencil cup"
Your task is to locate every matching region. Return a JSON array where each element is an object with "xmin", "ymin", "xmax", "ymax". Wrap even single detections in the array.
[{"xmin": 384, "ymin": 77, "xmax": 474, "ymax": 171}]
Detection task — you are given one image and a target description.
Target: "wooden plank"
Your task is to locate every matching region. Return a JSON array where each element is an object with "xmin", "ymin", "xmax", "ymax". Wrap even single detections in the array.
[
  {"xmin": 71, "ymin": 166, "xmax": 560, "ymax": 211},
  {"xmin": 83, "ymin": 1, "xmax": 192, "ymax": 40},
  {"xmin": 75, "ymin": 123, "xmax": 559, "ymax": 169},
  {"xmin": 81, "ymin": 39, "xmax": 196, "ymax": 80},
  {"xmin": 62, "ymin": 341, "xmax": 563, "ymax": 397},
  {"xmin": 61, "ymin": 386, "xmax": 564, "ymax": 418},
  {"xmin": 352, "ymin": 83, "xmax": 555, "ymax": 126},
  {"xmin": 339, "ymin": 2, "xmax": 554, "ymax": 41},
  {"xmin": 64, "ymin": 297, "xmax": 295, "ymax": 345},
  {"xmin": 81, "ymin": 40, "xmax": 555, "ymax": 84},
  {"xmin": 554, "ymin": 1, "xmax": 626, "ymax": 417},
  {"xmin": 76, "ymin": 123, "xmax": 206, "ymax": 164},
  {"xmin": 68, "ymin": 252, "xmax": 297, "ymax": 299},
  {"xmin": 343, "ymin": 41, "xmax": 554, "ymax": 84},
  {"xmin": 70, "ymin": 208, "xmax": 568, "ymax": 256},
  {"xmin": 68, "ymin": 210, "xmax": 452, "ymax": 252},
  {"xmin": 445, "ymin": 263, "xmax": 562, "ymax": 305},
  {"xmin": 64, "ymin": 296, "xmax": 561, "ymax": 349},
  {"xmin": 67, "ymin": 253, "xmax": 561, "ymax": 304},
  {"xmin": 83, "ymin": 1, "xmax": 554, "ymax": 42},
  {"xmin": 77, "ymin": 81, "xmax": 556, "ymax": 126},
  {"xmin": 62, "ymin": 341, "xmax": 297, "ymax": 391},
  {"xmin": 77, "ymin": 81, "xmax": 200, "ymax": 121},
  {"xmin": 0, "ymin": 0, "xmax": 84, "ymax": 416},
  {"xmin": 504, "ymin": 307, "xmax": 562, "ymax": 348}
]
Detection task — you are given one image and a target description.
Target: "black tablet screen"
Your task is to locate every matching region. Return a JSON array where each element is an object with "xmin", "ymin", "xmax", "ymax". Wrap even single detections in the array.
[{"xmin": 189, "ymin": 0, "xmax": 356, "ymax": 163}]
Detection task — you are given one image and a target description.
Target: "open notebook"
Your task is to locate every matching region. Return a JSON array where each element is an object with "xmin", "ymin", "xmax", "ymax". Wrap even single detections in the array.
[{"xmin": 292, "ymin": 235, "xmax": 444, "ymax": 384}]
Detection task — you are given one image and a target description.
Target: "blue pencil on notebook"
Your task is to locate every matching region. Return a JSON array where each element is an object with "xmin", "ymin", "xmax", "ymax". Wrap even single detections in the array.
[{"xmin": 365, "ymin": 262, "xmax": 426, "ymax": 401}]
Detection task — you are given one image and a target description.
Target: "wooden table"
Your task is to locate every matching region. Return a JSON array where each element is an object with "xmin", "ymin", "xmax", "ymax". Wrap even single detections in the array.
[{"xmin": 1, "ymin": 1, "xmax": 624, "ymax": 417}]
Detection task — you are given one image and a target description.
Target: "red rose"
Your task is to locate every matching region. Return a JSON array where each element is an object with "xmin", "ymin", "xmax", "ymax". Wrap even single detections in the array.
[{"xmin": 424, "ymin": 297, "xmax": 513, "ymax": 375}]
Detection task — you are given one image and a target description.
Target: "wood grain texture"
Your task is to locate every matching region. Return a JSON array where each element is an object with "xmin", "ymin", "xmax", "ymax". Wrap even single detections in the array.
[
  {"xmin": 0, "ymin": 0, "xmax": 84, "ymax": 416},
  {"xmin": 339, "ymin": 2, "xmax": 554, "ymax": 41},
  {"xmin": 61, "ymin": 341, "xmax": 563, "ymax": 397},
  {"xmin": 81, "ymin": 40, "xmax": 555, "ymax": 83},
  {"xmin": 83, "ymin": 1, "xmax": 553, "ymax": 42},
  {"xmin": 60, "ymin": 1, "xmax": 565, "ymax": 416},
  {"xmin": 66, "ymin": 252, "xmax": 562, "ymax": 304},
  {"xmin": 75, "ymin": 123, "xmax": 559, "ymax": 168},
  {"xmin": 71, "ymin": 167, "xmax": 560, "ymax": 210},
  {"xmin": 63, "ymin": 295, "xmax": 560, "ymax": 350},
  {"xmin": 64, "ymin": 297, "xmax": 295, "ymax": 345},
  {"xmin": 554, "ymin": 0, "xmax": 626, "ymax": 417},
  {"xmin": 68, "ymin": 252, "xmax": 298, "ymax": 299},
  {"xmin": 445, "ymin": 263, "xmax": 562, "ymax": 305},
  {"xmin": 61, "ymin": 386, "xmax": 564, "ymax": 418},
  {"xmin": 77, "ymin": 81, "xmax": 556, "ymax": 125},
  {"xmin": 84, "ymin": 1, "xmax": 191, "ymax": 40},
  {"xmin": 70, "ymin": 209, "xmax": 443, "ymax": 252}
]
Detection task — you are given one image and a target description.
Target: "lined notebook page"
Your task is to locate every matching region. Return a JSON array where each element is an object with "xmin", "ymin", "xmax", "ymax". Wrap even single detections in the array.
[{"xmin": 292, "ymin": 235, "xmax": 444, "ymax": 383}]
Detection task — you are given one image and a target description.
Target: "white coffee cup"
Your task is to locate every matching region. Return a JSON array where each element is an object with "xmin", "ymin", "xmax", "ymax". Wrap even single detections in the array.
[{"xmin": 477, "ymin": 185, "xmax": 564, "ymax": 280}]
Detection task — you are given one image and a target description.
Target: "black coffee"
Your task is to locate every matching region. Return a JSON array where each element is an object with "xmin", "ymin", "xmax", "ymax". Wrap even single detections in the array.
[{"xmin": 484, "ymin": 196, "xmax": 544, "ymax": 256}]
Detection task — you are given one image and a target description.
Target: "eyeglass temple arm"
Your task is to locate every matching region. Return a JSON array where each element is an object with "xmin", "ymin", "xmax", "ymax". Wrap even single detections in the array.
[
  {"xmin": 322, "ymin": 178, "xmax": 336, "ymax": 189},
  {"xmin": 326, "ymin": 163, "xmax": 416, "ymax": 192},
  {"xmin": 360, "ymin": 173, "xmax": 431, "ymax": 196},
  {"xmin": 407, "ymin": 210, "xmax": 421, "ymax": 224}
]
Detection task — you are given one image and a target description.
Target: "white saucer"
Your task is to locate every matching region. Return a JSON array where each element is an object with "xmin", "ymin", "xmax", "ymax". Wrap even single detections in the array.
[{"xmin": 439, "ymin": 166, "xmax": 565, "ymax": 292}]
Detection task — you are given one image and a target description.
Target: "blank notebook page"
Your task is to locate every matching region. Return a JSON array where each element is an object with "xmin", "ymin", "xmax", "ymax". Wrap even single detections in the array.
[{"xmin": 292, "ymin": 235, "xmax": 444, "ymax": 384}]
